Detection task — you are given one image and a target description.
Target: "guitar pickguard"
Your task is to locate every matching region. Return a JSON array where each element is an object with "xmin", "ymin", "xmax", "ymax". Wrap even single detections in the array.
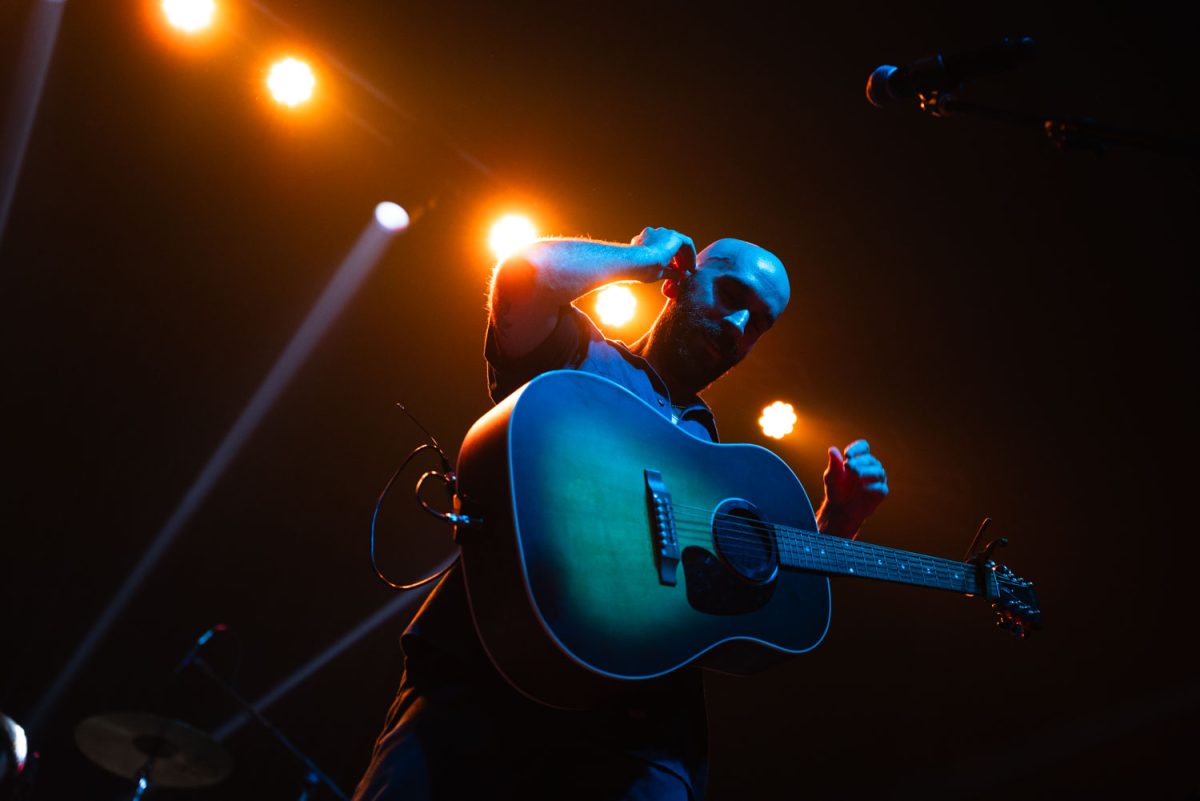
[{"xmin": 682, "ymin": 547, "xmax": 777, "ymax": 615}]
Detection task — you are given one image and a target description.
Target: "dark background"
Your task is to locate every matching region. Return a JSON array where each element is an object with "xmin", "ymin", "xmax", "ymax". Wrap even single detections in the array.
[{"xmin": 2, "ymin": 1, "xmax": 1197, "ymax": 798}]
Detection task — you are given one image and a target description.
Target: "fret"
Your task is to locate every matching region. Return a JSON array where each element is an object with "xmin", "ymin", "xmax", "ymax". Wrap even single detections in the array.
[{"xmin": 775, "ymin": 523, "xmax": 981, "ymax": 595}]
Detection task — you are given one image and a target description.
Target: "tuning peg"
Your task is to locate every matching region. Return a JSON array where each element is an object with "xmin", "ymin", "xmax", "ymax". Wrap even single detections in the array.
[
  {"xmin": 993, "ymin": 604, "xmax": 1035, "ymax": 639},
  {"xmin": 994, "ymin": 614, "xmax": 1017, "ymax": 637}
]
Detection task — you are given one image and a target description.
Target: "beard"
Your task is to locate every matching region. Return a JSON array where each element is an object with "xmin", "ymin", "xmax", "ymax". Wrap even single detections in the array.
[{"xmin": 649, "ymin": 298, "xmax": 739, "ymax": 395}]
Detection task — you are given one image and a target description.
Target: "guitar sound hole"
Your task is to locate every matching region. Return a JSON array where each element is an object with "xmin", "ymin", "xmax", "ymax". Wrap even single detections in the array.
[{"xmin": 712, "ymin": 500, "xmax": 778, "ymax": 584}]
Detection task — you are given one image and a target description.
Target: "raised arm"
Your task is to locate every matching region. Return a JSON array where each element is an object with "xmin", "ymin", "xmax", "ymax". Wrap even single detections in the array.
[{"xmin": 489, "ymin": 228, "xmax": 696, "ymax": 360}]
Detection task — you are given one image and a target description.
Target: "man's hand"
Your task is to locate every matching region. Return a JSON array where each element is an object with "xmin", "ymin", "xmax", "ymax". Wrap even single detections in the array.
[
  {"xmin": 816, "ymin": 439, "xmax": 888, "ymax": 539},
  {"xmin": 631, "ymin": 227, "xmax": 697, "ymax": 291}
]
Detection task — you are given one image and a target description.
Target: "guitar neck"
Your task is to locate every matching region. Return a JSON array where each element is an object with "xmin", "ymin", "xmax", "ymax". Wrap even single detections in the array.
[{"xmin": 776, "ymin": 525, "xmax": 995, "ymax": 596}]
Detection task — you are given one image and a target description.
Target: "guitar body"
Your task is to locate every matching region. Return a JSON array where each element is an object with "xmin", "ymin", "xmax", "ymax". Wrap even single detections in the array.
[{"xmin": 456, "ymin": 370, "xmax": 831, "ymax": 709}]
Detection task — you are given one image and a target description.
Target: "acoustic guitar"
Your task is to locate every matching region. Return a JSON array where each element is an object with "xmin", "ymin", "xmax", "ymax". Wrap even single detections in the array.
[{"xmin": 453, "ymin": 370, "xmax": 1040, "ymax": 709}]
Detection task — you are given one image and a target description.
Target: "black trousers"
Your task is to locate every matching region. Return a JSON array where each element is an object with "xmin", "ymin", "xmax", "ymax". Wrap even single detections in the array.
[{"xmin": 352, "ymin": 641, "xmax": 704, "ymax": 801}]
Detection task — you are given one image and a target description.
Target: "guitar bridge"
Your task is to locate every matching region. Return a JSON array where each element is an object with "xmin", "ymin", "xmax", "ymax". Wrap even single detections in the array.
[{"xmin": 644, "ymin": 469, "xmax": 680, "ymax": 586}]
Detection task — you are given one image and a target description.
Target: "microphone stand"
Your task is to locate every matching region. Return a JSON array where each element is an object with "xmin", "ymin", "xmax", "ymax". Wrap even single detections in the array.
[
  {"xmin": 189, "ymin": 657, "xmax": 350, "ymax": 801},
  {"xmin": 918, "ymin": 91, "xmax": 1200, "ymax": 160}
]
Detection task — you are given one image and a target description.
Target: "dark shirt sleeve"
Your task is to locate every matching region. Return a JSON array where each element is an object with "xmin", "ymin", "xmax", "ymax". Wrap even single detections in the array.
[
  {"xmin": 484, "ymin": 305, "xmax": 598, "ymax": 403},
  {"xmin": 405, "ymin": 306, "xmax": 600, "ymax": 661}
]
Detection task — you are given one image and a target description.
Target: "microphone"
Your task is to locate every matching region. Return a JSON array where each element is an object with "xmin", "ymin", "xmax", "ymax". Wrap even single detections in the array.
[
  {"xmin": 173, "ymin": 624, "xmax": 227, "ymax": 674},
  {"xmin": 866, "ymin": 36, "xmax": 1035, "ymax": 107}
]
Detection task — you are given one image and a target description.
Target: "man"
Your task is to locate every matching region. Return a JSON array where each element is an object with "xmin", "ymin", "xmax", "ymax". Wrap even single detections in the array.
[{"xmin": 354, "ymin": 227, "xmax": 888, "ymax": 800}]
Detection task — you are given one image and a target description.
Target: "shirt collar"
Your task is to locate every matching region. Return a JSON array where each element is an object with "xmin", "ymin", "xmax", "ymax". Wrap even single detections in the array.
[{"xmin": 608, "ymin": 337, "xmax": 718, "ymax": 440}]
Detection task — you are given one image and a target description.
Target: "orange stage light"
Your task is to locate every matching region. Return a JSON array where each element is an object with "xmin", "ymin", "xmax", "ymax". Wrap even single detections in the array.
[
  {"xmin": 161, "ymin": 0, "xmax": 216, "ymax": 34},
  {"xmin": 267, "ymin": 57, "xmax": 316, "ymax": 107},
  {"xmin": 594, "ymin": 285, "xmax": 637, "ymax": 327},
  {"xmin": 488, "ymin": 214, "xmax": 537, "ymax": 261},
  {"xmin": 759, "ymin": 401, "xmax": 798, "ymax": 439}
]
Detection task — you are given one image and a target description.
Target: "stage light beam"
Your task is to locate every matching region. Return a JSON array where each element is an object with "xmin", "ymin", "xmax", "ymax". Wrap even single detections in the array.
[
  {"xmin": 594, "ymin": 285, "xmax": 637, "ymax": 327},
  {"xmin": 162, "ymin": 0, "xmax": 216, "ymax": 33},
  {"xmin": 26, "ymin": 202, "xmax": 408, "ymax": 735},
  {"xmin": 374, "ymin": 202, "xmax": 409, "ymax": 232},
  {"xmin": 0, "ymin": 0, "xmax": 67, "ymax": 246},
  {"xmin": 210, "ymin": 575, "xmax": 445, "ymax": 742},
  {"xmin": 488, "ymin": 214, "xmax": 537, "ymax": 261},
  {"xmin": 267, "ymin": 57, "xmax": 316, "ymax": 107},
  {"xmin": 759, "ymin": 401, "xmax": 798, "ymax": 439}
]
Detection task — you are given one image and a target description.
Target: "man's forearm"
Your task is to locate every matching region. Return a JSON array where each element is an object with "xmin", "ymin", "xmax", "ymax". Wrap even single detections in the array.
[
  {"xmin": 488, "ymin": 228, "xmax": 692, "ymax": 360},
  {"xmin": 499, "ymin": 238, "xmax": 658, "ymax": 307}
]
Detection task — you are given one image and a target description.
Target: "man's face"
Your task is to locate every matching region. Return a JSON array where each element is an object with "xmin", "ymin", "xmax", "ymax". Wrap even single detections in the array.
[{"xmin": 653, "ymin": 240, "xmax": 790, "ymax": 394}]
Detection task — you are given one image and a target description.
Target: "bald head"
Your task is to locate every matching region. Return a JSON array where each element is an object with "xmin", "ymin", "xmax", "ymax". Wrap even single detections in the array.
[
  {"xmin": 639, "ymin": 237, "xmax": 789, "ymax": 396},
  {"xmin": 696, "ymin": 238, "xmax": 790, "ymax": 318}
]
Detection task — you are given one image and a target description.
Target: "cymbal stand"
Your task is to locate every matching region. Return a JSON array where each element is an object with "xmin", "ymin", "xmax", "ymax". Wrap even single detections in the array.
[
  {"xmin": 189, "ymin": 657, "xmax": 349, "ymax": 801},
  {"xmin": 127, "ymin": 717, "xmax": 174, "ymax": 800},
  {"xmin": 130, "ymin": 762, "xmax": 152, "ymax": 801}
]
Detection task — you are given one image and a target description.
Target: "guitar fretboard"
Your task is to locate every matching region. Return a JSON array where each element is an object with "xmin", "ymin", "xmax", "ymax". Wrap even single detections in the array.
[{"xmin": 774, "ymin": 525, "xmax": 994, "ymax": 596}]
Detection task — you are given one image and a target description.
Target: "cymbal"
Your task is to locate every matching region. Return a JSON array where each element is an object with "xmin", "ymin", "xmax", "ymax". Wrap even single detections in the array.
[{"xmin": 74, "ymin": 712, "xmax": 232, "ymax": 789}]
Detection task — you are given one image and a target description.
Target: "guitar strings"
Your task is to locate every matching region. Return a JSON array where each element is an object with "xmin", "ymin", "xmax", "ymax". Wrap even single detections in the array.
[
  {"xmin": 669, "ymin": 520, "xmax": 933, "ymax": 568},
  {"xmin": 534, "ymin": 497, "xmax": 972, "ymax": 576},
  {"xmin": 666, "ymin": 522, "xmax": 978, "ymax": 589},
  {"xmin": 665, "ymin": 509, "xmax": 972, "ymax": 578},
  {"xmin": 636, "ymin": 504, "xmax": 873, "ymax": 556},
  {"xmin": 534, "ymin": 499, "xmax": 980, "ymax": 589},
  {"xmin": 665, "ymin": 506, "xmax": 852, "ymax": 552},
  {"xmin": 668, "ymin": 505, "xmax": 962, "ymax": 566},
  {"xmin": 664, "ymin": 504, "xmax": 817, "ymax": 542},
  {"xmin": 645, "ymin": 508, "xmax": 957, "ymax": 572}
]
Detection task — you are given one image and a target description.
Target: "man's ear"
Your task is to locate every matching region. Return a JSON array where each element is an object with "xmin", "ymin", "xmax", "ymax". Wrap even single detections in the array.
[{"xmin": 662, "ymin": 279, "xmax": 679, "ymax": 300}]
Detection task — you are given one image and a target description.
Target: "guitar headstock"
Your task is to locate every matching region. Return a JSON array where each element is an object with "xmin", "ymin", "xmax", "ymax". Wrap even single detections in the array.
[{"xmin": 991, "ymin": 564, "xmax": 1042, "ymax": 638}]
